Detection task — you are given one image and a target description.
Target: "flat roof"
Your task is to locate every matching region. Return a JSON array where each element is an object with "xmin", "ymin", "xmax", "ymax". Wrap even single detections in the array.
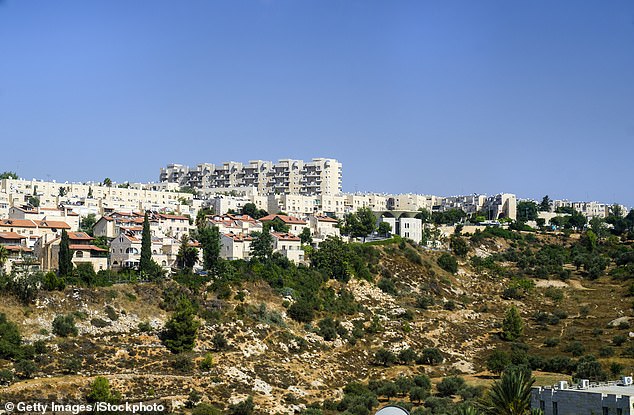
[{"xmin": 536, "ymin": 383, "xmax": 634, "ymax": 396}]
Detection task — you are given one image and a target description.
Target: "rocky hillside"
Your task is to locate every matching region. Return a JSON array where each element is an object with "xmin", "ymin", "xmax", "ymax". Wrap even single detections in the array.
[{"xmin": 1, "ymin": 232, "xmax": 633, "ymax": 414}]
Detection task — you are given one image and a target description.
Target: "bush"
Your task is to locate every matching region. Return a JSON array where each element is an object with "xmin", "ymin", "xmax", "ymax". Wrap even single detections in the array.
[
  {"xmin": 415, "ymin": 295, "xmax": 435, "ymax": 309},
  {"xmin": 436, "ymin": 376, "xmax": 466, "ymax": 397},
  {"xmin": 374, "ymin": 348, "xmax": 397, "ymax": 366},
  {"xmin": 172, "ymin": 354, "xmax": 194, "ymax": 373},
  {"xmin": 199, "ymin": 353, "xmax": 214, "ymax": 371},
  {"xmin": 87, "ymin": 376, "xmax": 120, "ymax": 404},
  {"xmin": 378, "ymin": 278, "xmax": 397, "ymax": 295},
  {"xmin": 398, "ymin": 348, "xmax": 418, "ymax": 365},
  {"xmin": 564, "ymin": 341, "xmax": 585, "ymax": 357},
  {"xmin": 14, "ymin": 359, "xmax": 37, "ymax": 379},
  {"xmin": 544, "ymin": 337, "xmax": 560, "ymax": 347},
  {"xmin": 437, "ymin": 253, "xmax": 458, "ymax": 274},
  {"xmin": 229, "ymin": 396, "xmax": 254, "ymax": 415},
  {"xmin": 160, "ymin": 298, "xmax": 200, "ymax": 354},
  {"xmin": 104, "ymin": 305, "xmax": 119, "ymax": 321},
  {"xmin": 545, "ymin": 287, "xmax": 564, "ymax": 301},
  {"xmin": 212, "ymin": 333, "xmax": 228, "ymax": 351},
  {"xmin": 613, "ymin": 335, "xmax": 627, "ymax": 346},
  {"xmin": 192, "ymin": 403, "xmax": 223, "ymax": 415},
  {"xmin": 91, "ymin": 318, "xmax": 111, "ymax": 328},
  {"xmin": 0, "ymin": 313, "xmax": 23, "ymax": 360},
  {"xmin": 317, "ymin": 317, "xmax": 339, "ymax": 341},
  {"xmin": 138, "ymin": 321, "xmax": 152, "ymax": 332},
  {"xmin": 288, "ymin": 300, "xmax": 315, "ymax": 323},
  {"xmin": 52, "ymin": 314, "xmax": 78, "ymax": 337},
  {"xmin": 0, "ymin": 369, "xmax": 13, "ymax": 386},
  {"xmin": 417, "ymin": 347, "xmax": 444, "ymax": 365}
]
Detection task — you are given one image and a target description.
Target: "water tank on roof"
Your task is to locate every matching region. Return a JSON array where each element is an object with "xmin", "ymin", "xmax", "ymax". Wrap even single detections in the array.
[
  {"xmin": 621, "ymin": 376, "xmax": 633, "ymax": 386},
  {"xmin": 580, "ymin": 379, "xmax": 590, "ymax": 389},
  {"xmin": 558, "ymin": 381, "xmax": 568, "ymax": 390}
]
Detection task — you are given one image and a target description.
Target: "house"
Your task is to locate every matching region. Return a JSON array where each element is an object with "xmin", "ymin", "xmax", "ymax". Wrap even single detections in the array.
[
  {"xmin": 109, "ymin": 232, "xmax": 170, "ymax": 270},
  {"xmin": 156, "ymin": 213, "xmax": 191, "ymax": 239},
  {"xmin": 271, "ymin": 232, "xmax": 303, "ymax": 263},
  {"xmin": 532, "ymin": 378, "xmax": 634, "ymax": 415},
  {"xmin": 378, "ymin": 216, "xmax": 422, "ymax": 242},
  {"xmin": 221, "ymin": 232, "xmax": 253, "ymax": 260},
  {"xmin": 0, "ymin": 232, "xmax": 36, "ymax": 273},
  {"xmin": 0, "ymin": 218, "xmax": 71, "ymax": 249},
  {"xmin": 9, "ymin": 205, "xmax": 80, "ymax": 231},
  {"xmin": 36, "ymin": 231, "xmax": 108, "ymax": 272},
  {"xmin": 308, "ymin": 215, "xmax": 340, "ymax": 244},
  {"xmin": 259, "ymin": 214, "xmax": 308, "ymax": 236}
]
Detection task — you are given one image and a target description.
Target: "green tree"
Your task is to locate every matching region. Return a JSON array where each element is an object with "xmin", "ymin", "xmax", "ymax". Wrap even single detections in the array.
[
  {"xmin": 0, "ymin": 313, "xmax": 22, "ymax": 360},
  {"xmin": 58, "ymin": 229, "xmax": 73, "ymax": 277},
  {"xmin": 28, "ymin": 195, "xmax": 40, "ymax": 207},
  {"xmin": 501, "ymin": 306, "xmax": 523, "ymax": 341},
  {"xmin": 139, "ymin": 211, "xmax": 153, "ymax": 274},
  {"xmin": 481, "ymin": 369, "xmax": 534, "ymax": 415},
  {"xmin": 160, "ymin": 298, "xmax": 200, "ymax": 353},
  {"xmin": 241, "ymin": 203, "xmax": 267, "ymax": 220},
  {"xmin": 103, "ymin": 177, "xmax": 112, "ymax": 187},
  {"xmin": 300, "ymin": 227, "xmax": 312, "ymax": 245},
  {"xmin": 263, "ymin": 217, "xmax": 290, "ymax": 233},
  {"xmin": 450, "ymin": 235, "xmax": 469, "ymax": 257},
  {"xmin": 0, "ymin": 171, "xmax": 18, "ymax": 179},
  {"xmin": 416, "ymin": 208, "xmax": 431, "ymax": 223},
  {"xmin": 538, "ymin": 195, "xmax": 551, "ymax": 212},
  {"xmin": 250, "ymin": 229, "xmax": 274, "ymax": 261},
  {"xmin": 0, "ymin": 246, "xmax": 8, "ymax": 269},
  {"xmin": 517, "ymin": 201, "xmax": 538, "ymax": 223},
  {"xmin": 310, "ymin": 236, "xmax": 350, "ymax": 281},
  {"xmin": 487, "ymin": 349, "xmax": 511, "ymax": 375},
  {"xmin": 437, "ymin": 253, "xmax": 458, "ymax": 274},
  {"xmin": 198, "ymin": 225, "xmax": 221, "ymax": 272},
  {"xmin": 79, "ymin": 213, "xmax": 97, "ymax": 236},
  {"xmin": 195, "ymin": 207, "xmax": 214, "ymax": 229},
  {"xmin": 377, "ymin": 221, "xmax": 392, "ymax": 237},
  {"xmin": 177, "ymin": 235, "xmax": 199, "ymax": 271},
  {"xmin": 87, "ymin": 376, "xmax": 120, "ymax": 403},
  {"xmin": 52, "ymin": 314, "xmax": 78, "ymax": 337}
]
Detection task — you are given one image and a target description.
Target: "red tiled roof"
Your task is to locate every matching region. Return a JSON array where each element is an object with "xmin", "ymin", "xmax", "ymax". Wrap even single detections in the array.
[
  {"xmin": 315, "ymin": 215, "xmax": 338, "ymax": 223},
  {"xmin": 223, "ymin": 232, "xmax": 253, "ymax": 242},
  {"xmin": 158, "ymin": 214, "xmax": 189, "ymax": 221},
  {"xmin": 69, "ymin": 244, "xmax": 108, "ymax": 252},
  {"xmin": 0, "ymin": 232, "xmax": 27, "ymax": 240},
  {"xmin": 259, "ymin": 214, "xmax": 307, "ymax": 225},
  {"xmin": 271, "ymin": 232, "xmax": 301, "ymax": 242},
  {"xmin": 0, "ymin": 219, "xmax": 37, "ymax": 228},
  {"xmin": 34, "ymin": 220, "xmax": 71, "ymax": 229},
  {"xmin": 67, "ymin": 232, "xmax": 94, "ymax": 241}
]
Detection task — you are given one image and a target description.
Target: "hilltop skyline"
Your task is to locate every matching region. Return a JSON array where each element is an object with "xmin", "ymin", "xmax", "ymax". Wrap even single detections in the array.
[{"xmin": 1, "ymin": 1, "xmax": 633, "ymax": 205}]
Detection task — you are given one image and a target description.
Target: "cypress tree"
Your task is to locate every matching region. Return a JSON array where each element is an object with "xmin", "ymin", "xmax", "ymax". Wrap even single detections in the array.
[
  {"xmin": 139, "ymin": 211, "xmax": 152, "ymax": 274},
  {"xmin": 58, "ymin": 229, "xmax": 73, "ymax": 276}
]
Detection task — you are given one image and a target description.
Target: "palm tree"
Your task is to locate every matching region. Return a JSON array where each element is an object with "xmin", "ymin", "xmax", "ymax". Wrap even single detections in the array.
[{"xmin": 481, "ymin": 369, "xmax": 535, "ymax": 415}]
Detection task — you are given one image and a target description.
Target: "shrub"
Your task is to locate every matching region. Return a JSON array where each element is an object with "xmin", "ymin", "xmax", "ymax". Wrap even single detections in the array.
[
  {"xmin": 91, "ymin": 318, "xmax": 111, "ymax": 328},
  {"xmin": 417, "ymin": 347, "xmax": 444, "ymax": 365},
  {"xmin": 398, "ymin": 348, "xmax": 418, "ymax": 365},
  {"xmin": 501, "ymin": 306, "xmax": 523, "ymax": 341},
  {"xmin": 229, "ymin": 396, "xmax": 254, "ymax": 415},
  {"xmin": 317, "ymin": 317, "xmax": 339, "ymax": 341},
  {"xmin": 0, "ymin": 313, "xmax": 23, "ymax": 360},
  {"xmin": 443, "ymin": 300, "xmax": 457, "ymax": 311},
  {"xmin": 486, "ymin": 349, "xmax": 511, "ymax": 374},
  {"xmin": 0, "ymin": 369, "xmax": 13, "ymax": 386},
  {"xmin": 199, "ymin": 353, "xmax": 213, "ymax": 371},
  {"xmin": 378, "ymin": 278, "xmax": 397, "ymax": 295},
  {"xmin": 288, "ymin": 300, "xmax": 314, "ymax": 323},
  {"xmin": 545, "ymin": 287, "xmax": 564, "ymax": 301},
  {"xmin": 374, "ymin": 348, "xmax": 397, "ymax": 366},
  {"xmin": 172, "ymin": 354, "xmax": 194, "ymax": 373},
  {"xmin": 544, "ymin": 337, "xmax": 560, "ymax": 347},
  {"xmin": 52, "ymin": 314, "xmax": 78, "ymax": 337},
  {"xmin": 14, "ymin": 359, "xmax": 37, "ymax": 379},
  {"xmin": 564, "ymin": 341, "xmax": 585, "ymax": 357},
  {"xmin": 613, "ymin": 335, "xmax": 627, "ymax": 346},
  {"xmin": 138, "ymin": 321, "xmax": 152, "ymax": 332},
  {"xmin": 437, "ymin": 253, "xmax": 458, "ymax": 274},
  {"xmin": 105, "ymin": 305, "xmax": 119, "ymax": 321},
  {"xmin": 192, "ymin": 403, "xmax": 223, "ymax": 415},
  {"xmin": 436, "ymin": 376, "xmax": 466, "ymax": 397},
  {"xmin": 160, "ymin": 299, "xmax": 200, "ymax": 354},
  {"xmin": 212, "ymin": 333, "xmax": 228, "ymax": 351},
  {"xmin": 599, "ymin": 346, "xmax": 614, "ymax": 357},
  {"xmin": 87, "ymin": 376, "xmax": 120, "ymax": 404},
  {"xmin": 415, "ymin": 295, "xmax": 434, "ymax": 309}
]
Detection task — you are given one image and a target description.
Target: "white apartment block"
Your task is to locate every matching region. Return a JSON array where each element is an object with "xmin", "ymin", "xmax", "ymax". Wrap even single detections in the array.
[
  {"xmin": 379, "ymin": 217, "xmax": 423, "ymax": 242},
  {"xmin": 160, "ymin": 158, "xmax": 342, "ymax": 196},
  {"xmin": 271, "ymin": 232, "xmax": 304, "ymax": 263},
  {"xmin": 551, "ymin": 200, "xmax": 628, "ymax": 220},
  {"xmin": 345, "ymin": 193, "xmax": 389, "ymax": 213},
  {"xmin": 387, "ymin": 194, "xmax": 439, "ymax": 212}
]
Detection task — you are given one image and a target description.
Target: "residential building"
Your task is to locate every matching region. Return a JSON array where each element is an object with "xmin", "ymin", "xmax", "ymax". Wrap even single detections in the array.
[
  {"xmin": 0, "ymin": 218, "xmax": 71, "ymax": 249},
  {"xmin": 379, "ymin": 216, "xmax": 423, "ymax": 242},
  {"xmin": 532, "ymin": 378, "xmax": 634, "ymax": 415},
  {"xmin": 9, "ymin": 206, "xmax": 80, "ymax": 231},
  {"xmin": 160, "ymin": 158, "xmax": 342, "ymax": 196},
  {"xmin": 308, "ymin": 215, "xmax": 340, "ymax": 244},
  {"xmin": 109, "ymin": 233, "xmax": 170, "ymax": 270},
  {"xmin": 0, "ymin": 231, "xmax": 36, "ymax": 273},
  {"xmin": 221, "ymin": 232, "xmax": 253, "ymax": 260},
  {"xmin": 271, "ymin": 232, "xmax": 303, "ymax": 263},
  {"xmin": 36, "ymin": 231, "xmax": 108, "ymax": 272},
  {"xmin": 259, "ymin": 214, "xmax": 308, "ymax": 236}
]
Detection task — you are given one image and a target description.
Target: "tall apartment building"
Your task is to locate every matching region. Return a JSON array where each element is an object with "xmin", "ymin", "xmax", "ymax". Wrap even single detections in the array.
[{"xmin": 159, "ymin": 158, "xmax": 342, "ymax": 196}]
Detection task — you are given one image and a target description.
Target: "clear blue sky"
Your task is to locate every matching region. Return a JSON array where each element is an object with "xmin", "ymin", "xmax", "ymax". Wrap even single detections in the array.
[{"xmin": 1, "ymin": 1, "xmax": 633, "ymax": 205}]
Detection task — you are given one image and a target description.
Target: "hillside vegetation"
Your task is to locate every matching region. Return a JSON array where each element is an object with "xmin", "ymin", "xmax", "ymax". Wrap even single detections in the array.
[{"xmin": 1, "ymin": 229, "xmax": 634, "ymax": 414}]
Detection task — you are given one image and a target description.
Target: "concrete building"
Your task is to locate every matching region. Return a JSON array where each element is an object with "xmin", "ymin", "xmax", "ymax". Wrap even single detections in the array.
[
  {"xmin": 309, "ymin": 215, "xmax": 340, "ymax": 244},
  {"xmin": 221, "ymin": 232, "xmax": 253, "ymax": 261},
  {"xmin": 271, "ymin": 232, "xmax": 303, "ymax": 263},
  {"xmin": 160, "ymin": 158, "xmax": 342, "ymax": 196},
  {"xmin": 532, "ymin": 378, "xmax": 634, "ymax": 415},
  {"xmin": 0, "ymin": 218, "xmax": 71, "ymax": 249},
  {"xmin": 378, "ymin": 215, "xmax": 423, "ymax": 242},
  {"xmin": 0, "ymin": 231, "xmax": 36, "ymax": 273},
  {"xmin": 36, "ymin": 231, "xmax": 108, "ymax": 272},
  {"xmin": 259, "ymin": 214, "xmax": 309, "ymax": 236}
]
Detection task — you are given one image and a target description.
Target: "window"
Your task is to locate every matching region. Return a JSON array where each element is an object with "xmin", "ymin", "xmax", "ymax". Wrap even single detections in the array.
[
  {"xmin": 602, "ymin": 407, "xmax": 608, "ymax": 415},
  {"xmin": 539, "ymin": 401, "xmax": 545, "ymax": 411},
  {"xmin": 617, "ymin": 408, "xmax": 622, "ymax": 415},
  {"xmin": 75, "ymin": 251, "xmax": 83, "ymax": 258},
  {"xmin": 552, "ymin": 402, "xmax": 558, "ymax": 415}
]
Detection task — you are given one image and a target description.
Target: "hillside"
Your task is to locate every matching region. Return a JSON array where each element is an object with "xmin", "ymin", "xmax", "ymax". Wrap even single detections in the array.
[{"xmin": 1, "ymin": 231, "xmax": 633, "ymax": 414}]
